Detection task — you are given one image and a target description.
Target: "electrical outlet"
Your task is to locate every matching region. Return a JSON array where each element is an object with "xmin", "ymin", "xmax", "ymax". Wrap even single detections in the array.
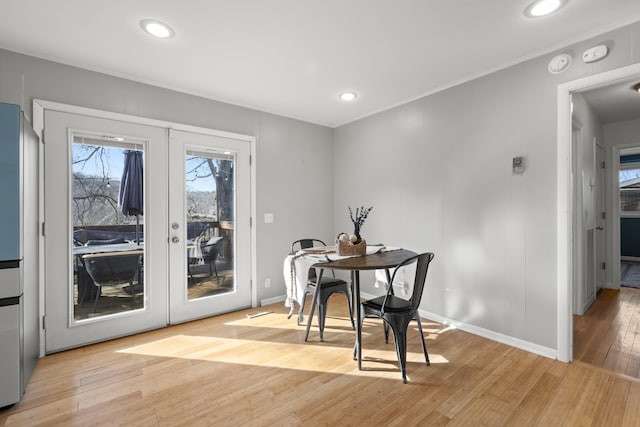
[
  {"xmin": 264, "ymin": 213, "xmax": 274, "ymax": 223},
  {"xmin": 265, "ymin": 278, "xmax": 271, "ymax": 288}
]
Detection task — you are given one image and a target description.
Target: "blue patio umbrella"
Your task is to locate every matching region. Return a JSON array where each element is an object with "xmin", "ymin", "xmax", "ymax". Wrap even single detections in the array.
[{"xmin": 118, "ymin": 150, "xmax": 144, "ymax": 243}]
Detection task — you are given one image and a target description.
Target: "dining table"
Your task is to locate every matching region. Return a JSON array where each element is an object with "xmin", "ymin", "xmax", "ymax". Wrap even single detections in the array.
[
  {"xmin": 73, "ymin": 242, "xmax": 144, "ymax": 256},
  {"xmin": 309, "ymin": 248, "xmax": 418, "ymax": 370}
]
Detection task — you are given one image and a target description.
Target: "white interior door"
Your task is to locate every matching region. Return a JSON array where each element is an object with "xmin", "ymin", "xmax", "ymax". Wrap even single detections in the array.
[
  {"xmin": 168, "ymin": 129, "xmax": 252, "ymax": 323},
  {"xmin": 44, "ymin": 111, "xmax": 168, "ymax": 352}
]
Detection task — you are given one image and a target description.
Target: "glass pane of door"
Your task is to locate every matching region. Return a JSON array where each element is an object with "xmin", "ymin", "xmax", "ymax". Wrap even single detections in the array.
[
  {"xmin": 71, "ymin": 136, "xmax": 145, "ymax": 320},
  {"xmin": 185, "ymin": 150, "xmax": 234, "ymax": 300},
  {"xmin": 620, "ymin": 167, "xmax": 640, "ymax": 213}
]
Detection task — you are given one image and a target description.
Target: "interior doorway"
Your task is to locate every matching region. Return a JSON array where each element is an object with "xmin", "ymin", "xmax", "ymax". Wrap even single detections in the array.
[{"xmin": 557, "ymin": 62, "xmax": 640, "ymax": 363}]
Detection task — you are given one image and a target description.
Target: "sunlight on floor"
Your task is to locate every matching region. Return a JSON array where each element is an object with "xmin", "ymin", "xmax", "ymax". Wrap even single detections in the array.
[
  {"xmin": 116, "ymin": 333, "xmax": 450, "ymax": 379},
  {"xmin": 222, "ymin": 314, "xmax": 452, "ymax": 340}
]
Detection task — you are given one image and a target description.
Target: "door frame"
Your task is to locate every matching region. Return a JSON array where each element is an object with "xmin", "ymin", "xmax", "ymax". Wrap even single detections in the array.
[
  {"xmin": 557, "ymin": 63, "xmax": 640, "ymax": 363},
  {"xmin": 570, "ymin": 119, "xmax": 584, "ymax": 316},
  {"xmin": 595, "ymin": 142, "xmax": 606, "ymax": 291},
  {"xmin": 33, "ymin": 99, "xmax": 257, "ymax": 356}
]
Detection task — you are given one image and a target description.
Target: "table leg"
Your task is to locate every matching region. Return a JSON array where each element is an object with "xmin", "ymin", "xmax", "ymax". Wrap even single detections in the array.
[{"xmin": 355, "ymin": 270, "xmax": 362, "ymax": 370}]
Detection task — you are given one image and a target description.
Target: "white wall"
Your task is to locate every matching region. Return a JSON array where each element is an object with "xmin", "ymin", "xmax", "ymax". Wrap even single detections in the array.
[
  {"xmin": 334, "ymin": 22, "xmax": 640, "ymax": 352},
  {"xmin": 605, "ymin": 118, "xmax": 640, "ymax": 147},
  {"xmin": 0, "ymin": 48, "xmax": 335, "ymax": 304}
]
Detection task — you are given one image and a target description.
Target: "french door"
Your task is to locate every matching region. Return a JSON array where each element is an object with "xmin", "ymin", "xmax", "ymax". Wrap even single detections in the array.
[
  {"xmin": 43, "ymin": 110, "xmax": 252, "ymax": 352},
  {"xmin": 168, "ymin": 129, "xmax": 251, "ymax": 323}
]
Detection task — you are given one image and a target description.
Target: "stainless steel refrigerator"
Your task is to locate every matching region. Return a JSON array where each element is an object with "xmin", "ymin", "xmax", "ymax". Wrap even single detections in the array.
[{"xmin": 0, "ymin": 102, "xmax": 39, "ymax": 408}]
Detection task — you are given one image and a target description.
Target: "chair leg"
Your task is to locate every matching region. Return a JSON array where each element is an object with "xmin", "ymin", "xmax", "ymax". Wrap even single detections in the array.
[
  {"xmin": 395, "ymin": 329, "xmax": 408, "ymax": 383},
  {"xmin": 415, "ymin": 315, "xmax": 430, "ymax": 366},
  {"xmin": 130, "ymin": 280, "xmax": 136, "ymax": 308},
  {"xmin": 208, "ymin": 262, "xmax": 219, "ymax": 279},
  {"xmin": 92, "ymin": 285, "xmax": 102, "ymax": 312},
  {"xmin": 304, "ymin": 288, "xmax": 319, "ymax": 342},
  {"xmin": 318, "ymin": 296, "xmax": 326, "ymax": 342},
  {"xmin": 384, "ymin": 322, "xmax": 390, "ymax": 343},
  {"xmin": 187, "ymin": 263, "xmax": 194, "ymax": 286},
  {"xmin": 297, "ymin": 289, "xmax": 310, "ymax": 325},
  {"xmin": 387, "ymin": 317, "xmax": 411, "ymax": 383}
]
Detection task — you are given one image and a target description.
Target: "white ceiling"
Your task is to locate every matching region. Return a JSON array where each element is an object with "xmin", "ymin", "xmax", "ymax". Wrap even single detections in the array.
[
  {"xmin": 581, "ymin": 77, "xmax": 640, "ymax": 125},
  {"xmin": 1, "ymin": 1, "xmax": 640, "ymax": 127}
]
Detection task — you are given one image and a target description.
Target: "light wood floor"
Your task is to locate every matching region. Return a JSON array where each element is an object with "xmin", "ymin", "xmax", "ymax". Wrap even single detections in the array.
[
  {"xmin": 574, "ymin": 286, "xmax": 640, "ymax": 380},
  {"xmin": 2, "ymin": 295, "xmax": 640, "ymax": 426}
]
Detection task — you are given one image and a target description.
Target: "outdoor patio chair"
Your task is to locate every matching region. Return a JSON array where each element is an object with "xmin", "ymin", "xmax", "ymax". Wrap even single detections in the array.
[
  {"xmin": 83, "ymin": 251, "xmax": 142, "ymax": 312},
  {"xmin": 188, "ymin": 237, "xmax": 223, "ymax": 284}
]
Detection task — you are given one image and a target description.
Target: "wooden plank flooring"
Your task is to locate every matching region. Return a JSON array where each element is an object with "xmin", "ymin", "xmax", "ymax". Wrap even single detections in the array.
[
  {"xmin": 2, "ymin": 295, "xmax": 640, "ymax": 426},
  {"xmin": 574, "ymin": 286, "xmax": 640, "ymax": 380}
]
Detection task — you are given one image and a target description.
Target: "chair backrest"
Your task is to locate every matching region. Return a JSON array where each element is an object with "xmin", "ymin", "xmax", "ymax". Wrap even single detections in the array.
[
  {"xmin": 85, "ymin": 237, "xmax": 126, "ymax": 246},
  {"xmin": 291, "ymin": 238, "xmax": 327, "ymax": 253},
  {"xmin": 291, "ymin": 239, "xmax": 328, "ymax": 281},
  {"xmin": 83, "ymin": 252, "xmax": 141, "ymax": 286},
  {"xmin": 386, "ymin": 252, "xmax": 435, "ymax": 312},
  {"xmin": 202, "ymin": 238, "xmax": 222, "ymax": 263}
]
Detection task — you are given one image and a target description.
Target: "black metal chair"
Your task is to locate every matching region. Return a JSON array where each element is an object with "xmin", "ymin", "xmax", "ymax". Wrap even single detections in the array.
[
  {"xmin": 83, "ymin": 251, "xmax": 142, "ymax": 312},
  {"xmin": 360, "ymin": 252, "xmax": 435, "ymax": 383},
  {"xmin": 292, "ymin": 239, "xmax": 354, "ymax": 341}
]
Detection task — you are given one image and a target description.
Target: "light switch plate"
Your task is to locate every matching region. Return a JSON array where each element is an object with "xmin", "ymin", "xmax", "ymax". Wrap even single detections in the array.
[
  {"xmin": 513, "ymin": 157, "xmax": 525, "ymax": 174},
  {"xmin": 264, "ymin": 213, "xmax": 274, "ymax": 223}
]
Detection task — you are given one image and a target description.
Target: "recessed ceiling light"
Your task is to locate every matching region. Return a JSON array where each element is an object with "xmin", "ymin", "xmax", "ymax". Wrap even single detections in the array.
[
  {"xmin": 140, "ymin": 19, "xmax": 175, "ymax": 39},
  {"xmin": 339, "ymin": 91, "xmax": 358, "ymax": 102},
  {"xmin": 524, "ymin": 0, "xmax": 567, "ymax": 17}
]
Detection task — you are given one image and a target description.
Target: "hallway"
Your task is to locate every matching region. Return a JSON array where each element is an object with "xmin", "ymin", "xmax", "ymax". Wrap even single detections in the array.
[{"xmin": 574, "ymin": 286, "xmax": 640, "ymax": 379}]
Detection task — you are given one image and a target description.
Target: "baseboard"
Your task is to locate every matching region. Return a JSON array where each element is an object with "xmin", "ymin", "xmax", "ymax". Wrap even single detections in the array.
[
  {"xmin": 261, "ymin": 294, "xmax": 286, "ymax": 306},
  {"xmin": 285, "ymin": 290, "xmax": 558, "ymax": 360},
  {"xmin": 621, "ymin": 256, "xmax": 640, "ymax": 262},
  {"xmin": 417, "ymin": 309, "xmax": 558, "ymax": 360},
  {"xmin": 582, "ymin": 292, "xmax": 597, "ymax": 313}
]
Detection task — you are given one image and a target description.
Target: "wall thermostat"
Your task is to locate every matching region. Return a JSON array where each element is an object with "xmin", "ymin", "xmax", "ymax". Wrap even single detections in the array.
[
  {"xmin": 582, "ymin": 45, "xmax": 608, "ymax": 63},
  {"xmin": 548, "ymin": 53, "xmax": 572, "ymax": 74},
  {"xmin": 513, "ymin": 157, "xmax": 525, "ymax": 174}
]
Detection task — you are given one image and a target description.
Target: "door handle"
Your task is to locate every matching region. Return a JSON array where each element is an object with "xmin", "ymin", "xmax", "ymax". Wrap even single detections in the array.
[{"xmin": 596, "ymin": 226, "xmax": 604, "ymax": 230}]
